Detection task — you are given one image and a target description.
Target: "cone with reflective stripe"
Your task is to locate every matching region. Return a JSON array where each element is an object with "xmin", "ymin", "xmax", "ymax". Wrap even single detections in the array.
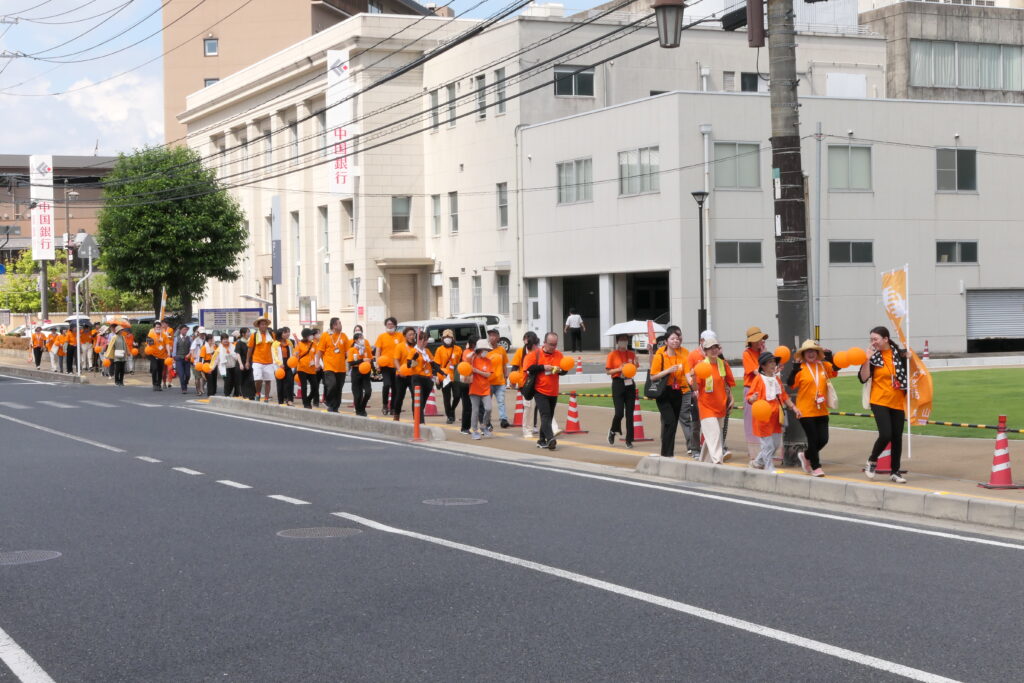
[
  {"xmin": 874, "ymin": 442, "xmax": 894, "ymax": 475},
  {"xmin": 979, "ymin": 415, "xmax": 1024, "ymax": 489},
  {"xmin": 564, "ymin": 391, "xmax": 588, "ymax": 434},
  {"xmin": 512, "ymin": 390, "xmax": 524, "ymax": 427},
  {"xmin": 923, "ymin": 340, "xmax": 930, "ymax": 361},
  {"xmin": 575, "ymin": 356, "xmax": 583, "ymax": 375},
  {"xmin": 631, "ymin": 387, "xmax": 653, "ymax": 442},
  {"xmin": 424, "ymin": 387, "xmax": 439, "ymax": 416}
]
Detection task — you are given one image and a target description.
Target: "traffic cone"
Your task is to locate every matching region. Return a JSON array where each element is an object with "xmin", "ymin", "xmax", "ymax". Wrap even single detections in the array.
[
  {"xmin": 631, "ymin": 388, "xmax": 653, "ymax": 442},
  {"xmin": 512, "ymin": 391, "xmax": 524, "ymax": 427},
  {"xmin": 923, "ymin": 340, "xmax": 930, "ymax": 361},
  {"xmin": 564, "ymin": 391, "xmax": 588, "ymax": 434},
  {"xmin": 979, "ymin": 416, "xmax": 1024, "ymax": 489},
  {"xmin": 575, "ymin": 356, "xmax": 583, "ymax": 375},
  {"xmin": 873, "ymin": 443, "xmax": 894, "ymax": 475},
  {"xmin": 425, "ymin": 387, "xmax": 439, "ymax": 416}
]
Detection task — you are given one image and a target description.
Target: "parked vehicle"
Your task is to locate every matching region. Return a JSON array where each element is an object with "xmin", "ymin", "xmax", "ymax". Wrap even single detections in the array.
[
  {"xmin": 397, "ymin": 319, "xmax": 488, "ymax": 354},
  {"xmin": 453, "ymin": 313, "xmax": 512, "ymax": 350}
]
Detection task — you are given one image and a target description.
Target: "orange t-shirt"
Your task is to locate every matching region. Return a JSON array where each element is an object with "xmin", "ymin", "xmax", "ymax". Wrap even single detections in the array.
[
  {"xmin": 318, "ymin": 331, "xmax": 350, "ymax": 373},
  {"xmin": 522, "ymin": 347, "xmax": 564, "ymax": 397},
  {"xmin": 688, "ymin": 347, "xmax": 705, "ymax": 367},
  {"xmin": 347, "ymin": 343, "xmax": 373, "ymax": 369},
  {"xmin": 869, "ymin": 349, "xmax": 906, "ymax": 411},
  {"xmin": 400, "ymin": 344, "xmax": 433, "ymax": 377},
  {"xmin": 295, "ymin": 340, "xmax": 317, "ymax": 374},
  {"xmin": 470, "ymin": 354, "xmax": 492, "ymax": 396},
  {"xmin": 146, "ymin": 329, "xmax": 168, "ymax": 359},
  {"xmin": 748, "ymin": 373, "xmax": 789, "ymax": 437},
  {"xmin": 791, "ymin": 361, "xmax": 837, "ymax": 418},
  {"xmin": 651, "ymin": 347, "xmax": 690, "ymax": 391},
  {"xmin": 487, "ymin": 346, "xmax": 508, "ymax": 386},
  {"xmin": 31, "ymin": 332, "xmax": 45, "ymax": 348},
  {"xmin": 605, "ymin": 349, "xmax": 637, "ymax": 378},
  {"xmin": 434, "ymin": 344, "xmax": 462, "ymax": 380},
  {"xmin": 250, "ymin": 329, "xmax": 275, "ymax": 365},
  {"xmin": 742, "ymin": 347, "xmax": 761, "ymax": 388},
  {"xmin": 695, "ymin": 357, "xmax": 735, "ymax": 419},
  {"xmin": 375, "ymin": 331, "xmax": 404, "ymax": 364}
]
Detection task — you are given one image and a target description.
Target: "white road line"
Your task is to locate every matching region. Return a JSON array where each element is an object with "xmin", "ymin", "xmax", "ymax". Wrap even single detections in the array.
[
  {"xmin": 0, "ymin": 402, "xmax": 30, "ymax": 410},
  {"xmin": 217, "ymin": 480, "xmax": 252, "ymax": 489},
  {"xmin": 193, "ymin": 408, "xmax": 1024, "ymax": 552},
  {"xmin": 336, "ymin": 512, "xmax": 957, "ymax": 683},
  {"xmin": 131, "ymin": 402, "xmax": 163, "ymax": 408},
  {"xmin": 84, "ymin": 401, "xmax": 118, "ymax": 408},
  {"xmin": 135, "ymin": 456, "xmax": 161, "ymax": 463},
  {"xmin": 0, "ymin": 374, "xmax": 52, "ymax": 385},
  {"xmin": 0, "ymin": 413, "xmax": 125, "ymax": 453},
  {"xmin": 171, "ymin": 467, "xmax": 203, "ymax": 476},
  {"xmin": 0, "ymin": 622, "xmax": 56, "ymax": 683},
  {"xmin": 35, "ymin": 401, "xmax": 74, "ymax": 409},
  {"xmin": 267, "ymin": 494, "xmax": 309, "ymax": 505}
]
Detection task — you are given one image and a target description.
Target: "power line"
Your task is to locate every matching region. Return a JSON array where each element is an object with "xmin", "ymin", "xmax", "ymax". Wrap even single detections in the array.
[
  {"xmin": 21, "ymin": 1, "xmax": 131, "ymax": 27},
  {"xmin": 23, "ymin": 0, "xmax": 138, "ymax": 57},
  {"xmin": 4, "ymin": 0, "xmax": 55, "ymax": 16}
]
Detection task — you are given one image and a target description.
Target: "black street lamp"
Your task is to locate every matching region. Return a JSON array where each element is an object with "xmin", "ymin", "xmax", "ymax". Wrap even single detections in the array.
[
  {"xmin": 651, "ymin": 0, "xmax": 685, "ymax": 48},
  {"xmin": 691, "ymin": 190, "xmax": 709, "ymax": 335}
]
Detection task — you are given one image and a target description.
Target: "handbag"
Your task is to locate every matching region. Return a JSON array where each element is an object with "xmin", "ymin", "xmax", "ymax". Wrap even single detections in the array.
[
  {"xmin": 519, "ymin": 349, "xmax": 538, "ymax": 400},
  {"xmin": 644, "ymin": 373, "xmax": 665, "ymax": 400},
  {"xmin": 113, "ymin": 349, "xmax": 126, "ymax": 360},
  {"xmin": 861, "ymin": 379, "xmax": 872, "ymax": 411},
  {"xmin": 825, "ymin": 379, "xmax": 839, "ymax": 409}
]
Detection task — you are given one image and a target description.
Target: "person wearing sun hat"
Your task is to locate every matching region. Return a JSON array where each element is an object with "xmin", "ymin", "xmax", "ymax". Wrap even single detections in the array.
[
  {"xmin": 742, "ymin": 326, "xmax": 770, "ymax": 463},
  {"xmin": 747, "ymin": 351, "xmax": 800, "ymax": 472},
  {"xmin": 690, "ymin": 333, "xmax": 736, "ymax": 464},
  {"xmin": 787, "ymin": 338, "xmax": 837, "ymax": 476},
  {"xmin": 246, "ymin": 315, "xmax": 276, "ymax": 402}
]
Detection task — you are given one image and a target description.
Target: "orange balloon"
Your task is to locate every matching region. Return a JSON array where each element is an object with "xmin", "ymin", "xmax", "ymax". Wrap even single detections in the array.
[
  {"xmin": 202, "ymin": 363, "xmax": 212, "ymax": 373},
  {"xmin": 694, "ymin": 362, "xmax": 712, "ymax": 380},
  {"xmin": 378, "ymin": 354, "xmax": 394, "ymax": 368},
  {"xmin": 286, "ymin": 357, "xmax": 298, "ymax": 369},
  {"xmin": 752, "ymin": 399, "xmax": 773, "ymax": 423},
  {"xmin": 832, "ymin": 351, "xmax": 850, "ymax": 369},
  {"xmin": 359, "ymin": 361, "xmax": 371, "ymax": 374},
  {"xmin": 275, "ymin": 367, "xmax": 286, "ymax": 380},
  {"xmin": 559, "ymin": 356, "xmax": 576, "ymax": 372},
  {"xmin": 774, "ymin": 345, "xmax": 791, "ymax": 365},
  {"xmin": 130, "ymin": 348, "xmax": 139, "ymax": 356},
  {"xmin": 508, "ymin": 370, "xmax": 524, "ymax": 386},
  {"xmin": 847, "ymin": 347, "xmax": 868, "ymax": 366},
  {"xmin": 457, "ymin": 361, "xmax": 472, "ymax": 376},
  {"xmin": 102, "ymin": 358, "xmax": 111, "ymax": 368},
  {"xmin": 145, "ymin": 345, "xmax": 155, "ymax": 355},
  {"xmin": 294, "ymin": 373, "xmax": 301, "ymax": 383},
  {"xmin": 164, "ymin": 357, "xmax": 173, "ymax": 367},
  {"xmin": 621, "ymin": 363, "xmax": 637, "ymax": 379}
]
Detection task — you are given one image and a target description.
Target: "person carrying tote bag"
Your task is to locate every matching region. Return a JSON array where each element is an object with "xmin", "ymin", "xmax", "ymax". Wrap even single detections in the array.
[{"xmin": 787, "ymin": 339, "xmax": 838, "ymax": 477}]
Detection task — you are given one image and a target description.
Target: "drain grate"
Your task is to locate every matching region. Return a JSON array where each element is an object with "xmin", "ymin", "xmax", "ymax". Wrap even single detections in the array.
[
  {"xmin": 276, "ymin": 527, "xmax": 362, "ymax": 539},
  {"xmin": 0, "ymin": 550, "xmax": 62, "ymax": 566},
  {"xmin": 422, "ymin": 498, "xmax": 487, "ymax": 506}
]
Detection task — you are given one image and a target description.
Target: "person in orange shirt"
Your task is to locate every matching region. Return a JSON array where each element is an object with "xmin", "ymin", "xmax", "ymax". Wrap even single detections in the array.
[
  {"xmin": 347, "ymin": 332, "xmax": 374, "ymax": 416},
  {"xmin": 45, "ymin": 330, "xmax": 61, "ymax": 372},
  {"xmin": 30, "ymin": 326, "xmax": 45, "ymax": 369},
  {"xmin": 124, "ymin": 328, "xmax": 137, "ymax": 375},
  {"xmin": 522, "ymin": 332, "xmax": 568, "ymax": 450},
  {"xmin": 788, "ymin": 339, "xmax": 838, "ymax": 476},
  {"xmin": 315, "ymin": 317, "xmax": 350, "ymax": 413},
  {"xmin": 295, "ymin": 329, "xmax": 319, "ymax": 409},
  {"xmin": 394, "ymin": 329, "xmax": 433, "ymax": 424},
  {"xmin": 858, "ymin": 326, "xmax": 909, "ymax": 483},
  {"xmin": 374, "ymin": 316, "xmax": 404, "ymax": 415},
  {"xmin": 246, "ymin": 316, "xmax": 276, "ymax": 402},
  {"xmin": 486, "ymin": 328, "xmax": 510, "ymax": 429},
  {"xmin": 272, "ymin": 328, "xmax": 295, "ymax": 406},
  {"xmin": 433, "ymin": 328, "xmax": 462, "ymax": 424},
  {"xmin": 146, "ymin": 321, "xmax": 169, "ymax": 390},
  {"xmin": 468, "ymin": 339, "xmax": 494, "ymax": 440},
  {"xmin": 691, "ymin": 334, "xmax": 736, "ymax": 464},
  {"xmin": 605, "ymin": 333, "xmax": 638, "ymax": 449},
  {"xmin": 649, "ymin": 326, "xmax": 691, "ymax": 457},
  {"xmin": 742, "ymin": 326, "xmax": 769, "ymax": 462},
  {"xmin": 747, "ymin": 351, "xmax": 799, "ymax": 473}
]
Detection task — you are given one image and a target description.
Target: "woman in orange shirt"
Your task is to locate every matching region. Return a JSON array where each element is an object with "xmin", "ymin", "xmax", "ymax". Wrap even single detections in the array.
[
  {"xmin": 787, "ymin": 339, "xmax": 837, "ymax": 476},
  {"xmin": 605, "ymin": 333, "xmax": 638, "ymax": 448},
  {"xmin": 434, "ymin": 328, "xmax": 463, "ymax": 424},
  {"xmin": 691, "ymin": 334, "xmax": 736, "ymax": 464},
  {"xmin": 294, "ymin": 329, "xmax": 319, "ymax": 409},
  {"xmin": 30, "ymin": 326, "xmax": 45, "ymax": 369},
  {"xmin": 374, "ymin": 316, "xmax": 403, "ymax": 415},
  {"xmin": 649, "ymin": 326, "xmax": 690, "ymax": 457},
  {"xmin": 742, "ymin": 326, "xmax": 769, "ymax": 462},
  {"xmin": 348, "ymin": 332, "xmax": 374, "ymax": 416},
  {"xmin": 747, "ymin": 351, "xmax": 799, "ymax": 473},
  {"xmin": 391, "ymin": 327, "xmax": 419, "ymax": 421},
  {"xmin": 858, "ymin": 326, "xmax": 909, "ymax": 483},
  {"xmin": 315, "ymin": 318, "xmax": 350, "ymax": 413},
  {"xmin": 146, "ymin": 321, "xmax": 169, "ymax": 390}
]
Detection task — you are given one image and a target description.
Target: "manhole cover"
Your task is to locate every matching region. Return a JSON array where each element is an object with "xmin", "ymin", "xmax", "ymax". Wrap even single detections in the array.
[
  {"xmin": 0, "ymin": 550, "xmax": 62, "ymax": 566},
  {"xmin": 276, "ymin": 527, "xmax": 362, "ymax": 539},
  {"xmin": 422, "ymin": 498, "xmax": 488, "ymax": 506}
]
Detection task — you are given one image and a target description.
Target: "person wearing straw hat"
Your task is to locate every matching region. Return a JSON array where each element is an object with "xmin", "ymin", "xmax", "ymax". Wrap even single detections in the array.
[
  {"xmin": 747, "ymin": 351, "xmax": 799, "ymax": 472},
  {"xmin": 104, "ymin": 320, "xmax": 132, "ymax": 386},
  {"xmin": 246, "ymin": 315, "xmax": 276, "ymax": 402},
  {"xmin": 742, "ymin": 326, "xmax": 770, "ymax": 464},
  {"xmin": 691, "ymin": 334, "xmax": 736, "ymax": 464},
  {"xmin": 788, "ymin": 339, "xmax": 837, "ymax": 476}
]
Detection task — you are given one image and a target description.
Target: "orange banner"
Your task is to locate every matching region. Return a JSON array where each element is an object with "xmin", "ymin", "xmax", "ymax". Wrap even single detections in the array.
[
  {"xmin": 880, "ymin": 267, "xmax": 933, "ymax": 425},
  {"xmin": 908, "ymin": 349, "xmax": 933, "ymax": 425},
  {"xmin": 880, "ymin": 268, "xmax": 908, "ymax": 347}
]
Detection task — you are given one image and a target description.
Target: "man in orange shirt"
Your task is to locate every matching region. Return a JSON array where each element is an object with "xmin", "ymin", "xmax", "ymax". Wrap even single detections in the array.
[
  {"xmin": 395, "ymin": 329, "xmax": 433, "ymax": 424},
  {"xmin": 146, "ymin": 321, "xmax": 169, "ymax": 390},
  {"xmin": 522, "ymin": 332, "xmax": 568, "ymax": 450},
  {"xmin": 374, "ymin": 316, "xmax": 404, "ymax": 415},
  {"xmin": 30, "ymin": 326, "xmax": 45, "ymax": 369},
  {"xmin": 691, "ymin": 334, "xmax": 736, "ymax": 464},
  {"xmin": 246, "ymin": 316, "xmax": 276, "ymax": 402},
  {"xmin": 486, "ymin": 328, "xmax": 510, "ymax": 429},
  {"xmin": 742, "ymin": 326, "xmax": 769, "ymax": 461},
  {"xmin": 315, "ymin": 317, "xmax": 350, "ymax": 413}
]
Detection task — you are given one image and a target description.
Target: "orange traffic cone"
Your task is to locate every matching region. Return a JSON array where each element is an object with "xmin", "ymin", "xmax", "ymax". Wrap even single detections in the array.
[
  {"xmin": 564, "ymin": 391, "xmax": 588, "ymax": 434},
  {"xmin": 923, "ymin": 340, "xmax": 930, "ymax": 361},
  {"xmin": 512, "ymin": 391, "xmax": 524, "ymax": 427},
  {"xmin": 631, "ymin": 388, "xmax": 653, "ymax": 442},
  {"xmin": 872, "ymin": 443, "xmax": 895, "ymax": 475},
  {"xmin": 575, "ymin": 356, "xmax": 583, "ymax": 375},
  {"xmin": 979, "ymin": 416, "xmax": 1024, "ymax": 489},
  {"xmin": 425, "ymin": 387, "xmax": 439, "ymax": 417}
]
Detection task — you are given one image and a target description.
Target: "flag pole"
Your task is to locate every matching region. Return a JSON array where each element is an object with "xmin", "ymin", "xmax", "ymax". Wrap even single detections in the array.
[{"xmin": 905, "ymin": 263, "xmax": 911, "ymax": 462}]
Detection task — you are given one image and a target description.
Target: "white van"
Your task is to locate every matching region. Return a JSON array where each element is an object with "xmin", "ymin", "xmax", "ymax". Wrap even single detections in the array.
[{"xmin": 453, "ymin": 313, "xmax": 512, "ymax": 350}]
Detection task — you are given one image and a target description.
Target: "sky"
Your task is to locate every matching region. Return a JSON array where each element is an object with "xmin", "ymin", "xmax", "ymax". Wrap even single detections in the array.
[{"xmin": 0, "ymin": 0, "xmax": 611, "ymax": 158}]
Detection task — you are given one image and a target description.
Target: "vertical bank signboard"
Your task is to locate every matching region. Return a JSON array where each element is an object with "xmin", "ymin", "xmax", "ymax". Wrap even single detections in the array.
[
  {"xmin": 326, "ymin": 49, "xmax": 359, "ymax": 194},
  {"xmin": 30, "ymin": 155, "xmax": 55, "ymax": 260}
]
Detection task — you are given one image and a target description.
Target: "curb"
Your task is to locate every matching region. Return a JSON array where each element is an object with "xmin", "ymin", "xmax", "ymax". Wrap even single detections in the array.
[
  {"xmin": 635, "ymin": 457, "xmax": 1024, "ymax": 531},
  {"xmin": 205, "ymin": 396, "xmax": 446, "ymax": 442},
  {"xmin": 0, "ymin": 364, "xmax": 88, "ymax": 384}
]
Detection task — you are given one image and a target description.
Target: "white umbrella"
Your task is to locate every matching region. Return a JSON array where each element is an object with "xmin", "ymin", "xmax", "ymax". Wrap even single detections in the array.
[{"xmin": 604, "ymin": 320, "xmax": 667, "ymax": 337}]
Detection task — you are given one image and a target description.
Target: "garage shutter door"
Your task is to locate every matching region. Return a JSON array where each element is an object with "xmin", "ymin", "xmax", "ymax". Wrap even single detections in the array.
[
  {"xmin": 966, "ymin": 289, "xmax": 1024, "ymax": 339},
  {"xmin": 389, "ymin": 274, "xmax": 417, "ymax": 322}
]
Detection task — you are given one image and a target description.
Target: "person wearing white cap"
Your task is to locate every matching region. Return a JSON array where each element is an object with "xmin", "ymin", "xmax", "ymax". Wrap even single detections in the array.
[
  {"xmin": 468, "ymin": 339, "xmax": 494, "ymax": 439},
  {"xmin": 691, "ymin": 334, "xmax": 736, "ymax": 464}
]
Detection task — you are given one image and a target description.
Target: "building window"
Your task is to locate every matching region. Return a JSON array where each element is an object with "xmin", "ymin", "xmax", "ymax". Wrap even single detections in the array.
[
  {"xmin": 618, "ymin": 146, "xmax": 659, "ymax": 196},
  {"xmin": 449, "ymin": 191, "xmax": 458, "ymax": 234},
  {"xmin": 291, "ymin": 211, "xmax": 301, "ymax": 295},
  {"xmin": 496, "ymin": 182, "xmax": 508, "ymax": 228},
  {"xmin": 911, "ymin": 39, "xmax": 1022, "ymax": 90},
  {"xmin": 391, "ymin": 196, "xmax": 411, "ymax": 233},
  {"xmin": 496, "ymin": 273, "xmax": 509, "ymax": 315},
  {"xmin": 723, "ymin": 71, "xmax": 735, "ymax": 91},
  {"xmin": 431, "ymin": 194, "xmax": 441, "ymax": 237},
  {"xmin": 318, "ymin": 206, "xmax": 329, "ymax": 305},
  {"xmin": 429, "ymin": 90, "xmax": 439, "ymax": 130},
  {"xmin": 449, "ymin": 277, "xmax": 460, "ymax": 315},
  {"xmin": 829, "ymin": 240, "xmax": 873, "ymax": 264},
  {"xmin": 557, "ymin": 158, "xmax": 592, "ymax": 204},
  {"xmin": 740, "ymin": 72, "xmax": 765, "ymax": 92},
  {"xmin": 475, "ymin": 74, "xmax": 486, "ymax": 119},
  {"xmin": 342, "ymin": 199, "xmax": 354, "ymax": 237},
  {"xmin": 494, "ymin": 67, "xmax": 506, "ymax": 114},
  {"xmin": 446, "ymin": 83, "xmax": 456, "ymax": 127},
  {"xmin": 204, "ymin": 78, "xmax": 219, "ymax": 88},
  {"xmin": 715, "ymin": 240, "xmax": 762, "ymax": 265},
  {"xmin": 936, "ymin": 148, "xmax": 976, "ymax": 192},
  {"xmin": 472, "ymin": 275, "xmax": 482, "ymax": 311},
  {"xmin": 714, "ymin": 142, "xmax": 760, "ymax": 189},
  {"xmin": 368, "ymin": 0, "xmax": 383, "ymax": 13},
  {"xmin": 203, "ymin": 38, "xmax": 219, "ymax": 56},
  {"xmin": 289, "ymin": 121, "xmax": 299, "ymax": 162},
  {"xmin": 828, "ymin": 145, "xmax": 872, "ymax": 191},
  {"xmin": 937, "ymin": 241, "xmax": 978, "ymax": 264},
  {"xmin": 553, "ymin": 65, "xmax": 594, "ymax": 97}
]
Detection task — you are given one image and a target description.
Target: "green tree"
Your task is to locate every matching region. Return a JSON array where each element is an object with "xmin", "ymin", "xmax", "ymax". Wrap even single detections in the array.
[
  {"xmin": 87, "ymin": 273, "xmax": 151, "ymax": 312},
  {"xmin": 97, "ymin": 146, "xmax": 247, "ymax": 320},
  {"xmin": 0, "ymin": 249, "xmax": 67, "ymax": 313}
]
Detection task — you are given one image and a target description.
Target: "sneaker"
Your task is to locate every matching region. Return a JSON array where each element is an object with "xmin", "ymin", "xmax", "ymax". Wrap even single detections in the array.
[
  {"xmin": 446, "ymin": 418, "xmax": 455, "ymax": 424},
  {"xmin": 607, "ymin": 430, "xmax": 616, "ymax": 445},
  {"xmin": 485, "ymin": 424, "xmax": 494, "ymax": 433},
  {"xmin": 749, "ymin": 461, "xmax": 764, "ymax": 470},
  {"xmin": 547, "ymin": 439, "xmax": 557, "ymax": 451},
  {"xmin": 797, "ymin": 452, "xmax": 811, "ymax": 474},
  {"xmin": 536, "ymin": 440, "xmax": 548, "ymax": 449},
  {"xmin": 890, "ymin": 473, "xmax": 907, "ymax": 484},
  {"xmin": 865, "ymin": 462, "xmax": 877, "ymax": 479},
  {"xmin": 460, "ymin": 429, "xmax": 471, "ymax": 435},
  {"xmin": 624, "ymin": 441, "xmax": 634, "ymax": 449},
  {"xmin": 811, "ymin": 468, "xmax": 825, "ymax": 477},
  {"xmin": 722, "ymin": 452, "xmax": 732, "ymax": 463},
  {"xmin": 471, "ymin": 432, "xmax": 482, "ymax": 440},
  {"xmin": 500, "ymin": 419, "xmax": 509, "ymax": 429}
]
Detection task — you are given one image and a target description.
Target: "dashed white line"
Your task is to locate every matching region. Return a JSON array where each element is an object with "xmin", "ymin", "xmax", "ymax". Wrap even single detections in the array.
[
  {"xmin": 171, "ymin": 467, "xmax": 203, "ymax": 476},
  {"xmin": 0, "ymin": 622, "xmax": 56, "ymax": 683},
  {"xmin": 135, "ymin": 456, "xmax": 161, "ymax": 463},
  {"xmin": 216, "ymin": 480, "xmax": 252, "ymax": 489},
  {"xmin": 267, "ymin": 494, "xmax": 309, "ymax": 505},
  {"xmin": 36, "ymin": 400, "xmax": 74, "ymax": 409},
  {"xmin": 85, "ymin": 401, "xmax": 118, "ymax": 408},
  {"xmin": 0, "ymin": 374, "xmax": 53, "ymax": 385},
  {"xmin": 0, "ymin": 402, "xmax": 30, "ymax": 410},
  {"xmin": 0, "ymin": 413, "xmax": 125, "ymax": 453}
]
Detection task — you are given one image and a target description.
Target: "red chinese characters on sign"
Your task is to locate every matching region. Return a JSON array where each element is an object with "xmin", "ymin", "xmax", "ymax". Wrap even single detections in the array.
[{"xmin": 332, "ymin": 128, "xmax": 349, "ymax": 185}]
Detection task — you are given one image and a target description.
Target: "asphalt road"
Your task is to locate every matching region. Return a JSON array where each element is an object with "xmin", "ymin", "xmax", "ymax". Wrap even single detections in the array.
[{"xmin": 1, "ymin": 373, "xmax": 1022, "ymax": 682}]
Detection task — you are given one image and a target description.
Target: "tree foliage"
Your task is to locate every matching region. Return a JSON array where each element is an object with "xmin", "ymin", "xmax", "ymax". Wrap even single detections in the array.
[
  {"xmin": 0, "ymin": 249, "xmax": 67, "ymax": 313},
  {"xmin": 97, "ymin": 146, "xmax": 247, "ymax": 319}
]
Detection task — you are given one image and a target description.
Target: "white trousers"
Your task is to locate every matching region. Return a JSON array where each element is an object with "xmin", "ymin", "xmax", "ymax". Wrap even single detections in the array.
[{"xmin": 700, "ymin": 416, "xmax": 726, "ymax": 464}]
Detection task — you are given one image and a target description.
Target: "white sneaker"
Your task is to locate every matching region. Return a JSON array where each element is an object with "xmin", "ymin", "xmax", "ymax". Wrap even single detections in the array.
[
  {"xmin": 865, "ymin": 462, "xmax": 877, "ymax": 480},
  {"xmin": 890, "ymin": 473, "xmax": 907, "ymax": 484},
  {"xmin": 797, "ymin": 452, "xmax": 811, "ymax": 474}
]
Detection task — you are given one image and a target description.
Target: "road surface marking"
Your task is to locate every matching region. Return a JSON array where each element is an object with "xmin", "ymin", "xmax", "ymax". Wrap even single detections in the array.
[
  {"xmin": 133, "ymin": 402, "xmax": 163, "ymax": 408},
  {"xmin": 36, "ymin": 401, "xmax": 74, "ymax": 409},
  {"xmin": 336, "ymin": 512, "xmax": 958, "ymax": 683},
  {"xmin": 84, "ymin": 401, "xmax": 118, "ymax": 408},
  {"xmin": 0, "ymin": 374, "xmax": 52, "ymax": 385},
  {"xmin": 267, "ymin": 494, "xmax": 309, "ymax": 505},
  {"xmin": 0, "ymin": 622, "xmax": 56, "ymax": 683},
  {"xmin": 0, "ymin": 402, "xmax": 30, "ymax": 410},
  {"xmin": 0, "ymin": 414, "xmax": 125, "ymax": 453},
  {"xmin": 171, "ymin": 467, "xmax": 203, "ymax": 476},
  {"xmin": 135, "ymin": 456, "xmax": 161, "ymax": 463},
  {"xmin": 194, "ymin": 409, "xmax": 1024, "ymax": 552},
  {"xmin": 217, "ymin": 480, "xmax": 252, "ymax": 489}
]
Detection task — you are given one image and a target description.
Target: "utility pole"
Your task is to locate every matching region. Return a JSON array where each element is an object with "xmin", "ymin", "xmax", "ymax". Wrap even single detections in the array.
[{"xmin": 65, "ymin": 179, "xmax": 72, "ymax": 317}]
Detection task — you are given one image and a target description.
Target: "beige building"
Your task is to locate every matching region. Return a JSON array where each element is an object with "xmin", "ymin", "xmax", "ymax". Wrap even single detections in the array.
[{"xmin": 162, "ymin": 0, "xmax": 432, "ymax": 143}]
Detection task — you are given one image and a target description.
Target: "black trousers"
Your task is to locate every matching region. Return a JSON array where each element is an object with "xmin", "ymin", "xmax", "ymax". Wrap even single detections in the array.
[
  {"xmin": 456, "ymin": 382, "xmax": 472, "ymax": 431},
  {"xmin": 799, "ymin": 415, "xmax": 830, "ymax": 469},
  {"xmin": 392, "ymin": 375, "xmax": 410, "ymax": 417},
  {"xmin": 568, "ymin": 328, "xmax": 583, "ymax": 352},
  {"xmin": 205, "ymin": 370, "xmax": 217, "ymax": 397},
  {"xmin": 535, "ymin": 393, "xmax": 558, "ymax": 443},
  {"xmin": 323, "ymin": 370, "xmax": 346, "ymax": 412},
  {"xmin": 350, "ymin": 370, "xmax": 372, "ymax": 414},
  {"xmin": 442, "ymin": 380, "xmax": 460, "ymax": 421},
  {"xmin": 222, "ymin": 367, "xmax": 240, "ymax": 396},
  {"xmin": 870, "ymin": 404, "xmax": 905, "ymax": 472},
  {"xmin": 380, "ymin": 366, "xmax": 397, "ymax": 412},
  {"xmin": 656, "ymin": 388, "xmax": 682, "ymax": 457},
  {"xmin": 411, "ymin": 376, "xmax": 433, "ymax": 424},
  {"xmin": 610, "ymin": 378, "xmax": 636, "ymax": 442},
  {"xmin": 276, "ymin": 368, "xmax": 294, "ymax": 404},
  {"xmin": 149, "ymin": 357, "xmax": 163, "ymax": 387},
  {"xmin": 240, "ymin": 369, "xmax": 256, "ymax": 399},
  {"xmin": 299, "ymin": 371, "xmax": 319, "ymax": 408},
  {"xmin": 33, "ymin": 347, "xmax": 43, "ymax": 368},
  {"xmin": 314, "ymin": 370, "xmax": 323, "ymax": 405},
  {"xmin": 112, "ymin": 360, "xmax": 126, "ymax": 385}
]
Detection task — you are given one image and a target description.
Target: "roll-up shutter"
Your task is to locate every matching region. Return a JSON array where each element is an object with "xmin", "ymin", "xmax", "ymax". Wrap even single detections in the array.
[{"xmin": 966, "ymin": 289, "xmax": 1024, "ymax": 339}]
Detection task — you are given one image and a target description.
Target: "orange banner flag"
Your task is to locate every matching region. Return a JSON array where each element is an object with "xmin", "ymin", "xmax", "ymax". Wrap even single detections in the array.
[{"xmin": 880, "ymin": 266, "xmax": 933, "ymax": 425}]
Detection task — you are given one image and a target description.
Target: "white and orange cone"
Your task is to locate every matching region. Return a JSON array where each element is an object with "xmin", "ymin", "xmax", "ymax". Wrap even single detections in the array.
[
  {"xmin": 631, "ymin": 388, "xmax": 653, "ymax": 442},
  {"xmin": 979, "ymin": 415, "xmax": 1024, "ymax": 489},
  {"xmin": 564, "ymin": 391, "xmax": 588, "ymax": 434},
  {"xmin": 575, "ymin": 356, "xmax": 583, "ymax": 375},
  {"xmin": 923, "ymin": 340, "xmax": 930, "ymax": 361},
  {"xmin": 512, "ymin": 391, "xmax": 524, "ymax": 427},
  {"xmin": 874, "ymin": 442, "xmax": 894, "ymax": 475},
  {"xmin": 424, "ymin": 387, "xmax": 439, "ymax": 417}
]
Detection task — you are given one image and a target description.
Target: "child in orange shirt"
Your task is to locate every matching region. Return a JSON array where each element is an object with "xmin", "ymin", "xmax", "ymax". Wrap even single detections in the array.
[{"xmin": 746, "ymin": 351, "xmax": 799, "ymax": 472}]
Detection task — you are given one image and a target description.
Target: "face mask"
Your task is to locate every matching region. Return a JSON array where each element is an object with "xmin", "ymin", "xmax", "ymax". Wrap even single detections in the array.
[
  {"xmin": 617, "ymin": 341, "xmax": 627, "ymax": 350},
  {"xmin": 386, "ymin": 326, "xmax": 395, "ymax": 332},
  {"xmin": 443, "ymin": 338, "xmax": 453, "ymax": 346}
]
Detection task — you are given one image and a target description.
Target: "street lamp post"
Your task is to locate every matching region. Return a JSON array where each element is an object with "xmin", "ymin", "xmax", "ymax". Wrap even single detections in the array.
[
  {"xmin": 691, "ymin": 191, "xmax": 709, "ymax": 334},
  {"xmin": 63, "ymin": 179, "xmax": 79, "ymax": 317}
]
